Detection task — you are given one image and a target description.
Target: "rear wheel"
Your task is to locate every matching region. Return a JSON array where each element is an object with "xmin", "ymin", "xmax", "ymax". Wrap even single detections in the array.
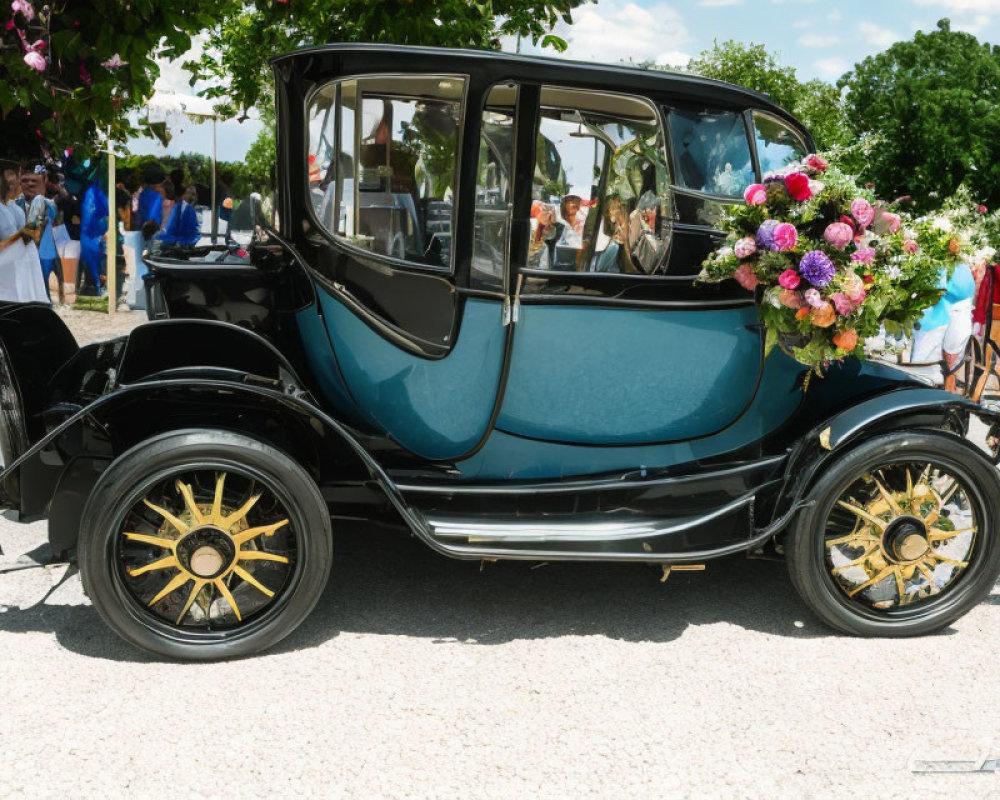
[
  {"xmin": 79, "ymin": 429, "xmax": 332, "ymax": 660},
  {"xmin": 787, "ymin": 431, "xmax": 1000, "ymax": 636}
]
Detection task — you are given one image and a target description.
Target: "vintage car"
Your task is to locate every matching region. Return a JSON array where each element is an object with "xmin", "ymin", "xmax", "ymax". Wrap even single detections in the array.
[{"xmin": 2, "ymin": 45, "xmax": 1000, "ymax": 660}]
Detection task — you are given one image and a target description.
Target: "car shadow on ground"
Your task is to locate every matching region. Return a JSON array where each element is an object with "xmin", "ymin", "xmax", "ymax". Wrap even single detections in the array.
[{"xmin": 1, "ymin": 522, "xmax": 977, "ymax": 662}]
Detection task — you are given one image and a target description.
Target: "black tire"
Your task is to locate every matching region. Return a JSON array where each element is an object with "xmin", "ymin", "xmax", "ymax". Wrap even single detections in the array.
[
  {"xmin": 78, "ymin": 429, "xmax": 332, "ymax": 660},
  {"xmin": 786, "ymin": 430, "xmax": 1000, "ymax": 637}
]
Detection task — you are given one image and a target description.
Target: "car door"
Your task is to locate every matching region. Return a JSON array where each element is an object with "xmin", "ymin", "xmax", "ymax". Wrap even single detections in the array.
[{"xmin": 495, "ymin": 86, "xmax": 765, "ymax": 446}]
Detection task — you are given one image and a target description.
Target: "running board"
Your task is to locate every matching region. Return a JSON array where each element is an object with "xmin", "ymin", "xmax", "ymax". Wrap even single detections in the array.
[{"xmin": 420, "ymin": 493, "xmax": 758, "ymax": 561}]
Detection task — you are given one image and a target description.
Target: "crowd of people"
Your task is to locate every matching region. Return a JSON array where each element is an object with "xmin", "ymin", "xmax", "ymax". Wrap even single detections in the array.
[{"xmin": 0, "ymin": 159, "xmax": 211, "ymax": 306}]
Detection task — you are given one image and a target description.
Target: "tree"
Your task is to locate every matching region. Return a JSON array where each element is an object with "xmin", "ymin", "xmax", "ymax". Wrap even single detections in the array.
[
  {"xmin": 840, "ymin": 19, "xmax": 1000, "ymax": 211},
  {"xmin": 1, "ymin": 0, "xmax": 223, "ymax": 158},
  {"xmin": 188, "ymin": 0, "xmax": 584, "ymax": 116},
  {"xmin": 685, "ymin": 40, "xmax": 850, "ymax": 151}
]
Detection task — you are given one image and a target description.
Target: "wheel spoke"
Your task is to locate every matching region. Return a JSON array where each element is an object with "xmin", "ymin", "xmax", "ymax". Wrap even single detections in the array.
[
  {"xmin": 847, "ymin": 566, "xmax": 895, "ymax": 597},
  {"xmin": 872, "ymin": 477, "xmax": 902, "ymax": 515},
  {"xmin": 830, "ymin": 545, "xmax": 881, "ymax": 573},
  {"xmin": 232, "ymin": 518, "xmax": 290, "ymax": 547},
  {"xmin": 225, "ymin": 491, "xmax": 262, "ymax": 529},
  {"xmin": 213, "ymin": 578, "xmax": 242, "ymax": 622},
  {"xmin": 927, "ymin": 526, "xmax": 976, "ymax": 541},
  {"xmin": 836, "ymin": 500, "xmax": 888, "ymax": 531},
  {"xmin": 233, "ymin": 565, "xmax": 275, "ymax": 598},
  {"xmin": 211, "ymin": 472, "xmax": 227, "ymax": 525},
  {"xmin": 175, "ymin": 579, "xmax": 208, "ymax": 625},
  {"xmin": 127, "ymin": 555, "xmax": 179, "ymax": 577},
  {"xmin": 175, "ymin": 480, "xmax": 206, "ymax": 525},
  {"xmin": 122, "ymin": 531, "xmax": 177, "ymax": 550},
  {"xmin": 238, "ymin": 550, "xmax": 291, "ymax": 564},
  {"xmin": 142, "ymin": 498, "xmax": 189, "ymax": 535},
  {"xmin": 148, "ymin": 571, "xmax": 191, "ymax": 607}
]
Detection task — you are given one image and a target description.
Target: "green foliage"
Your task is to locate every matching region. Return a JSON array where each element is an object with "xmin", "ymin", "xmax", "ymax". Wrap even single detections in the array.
[
  {"xmin": 187, "ymin": 0, "xmax": 586, "ymax": 115},
  {"xmin": 0, "ymin": 0, "xmax": 224, "ymax": 158},
  {"xmin": 683, "ymin": 40, "xmax": 850, "ymax": 151},
  {"xmin": 840, "ymin": 18, "xmax": 1000, "ymax": 213}
]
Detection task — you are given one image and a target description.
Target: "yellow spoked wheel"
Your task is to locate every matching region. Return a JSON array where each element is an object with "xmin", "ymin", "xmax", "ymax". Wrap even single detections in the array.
[
  {"xmin": 825, "ymin": 463, "xmax": 976, "ymax": 611},
  {"xmin": 117, "ymin": 469, "xmax": 298, "ymax": 630}
]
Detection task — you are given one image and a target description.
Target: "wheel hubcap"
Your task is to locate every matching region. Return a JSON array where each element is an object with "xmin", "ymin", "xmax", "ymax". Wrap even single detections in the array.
[
  {"xmin": 117, "ymin": 471, "xmax": 297, "ymax": 628},
  {"xmin": 825, "ymin": 463, "xmax": 977, "ymax": 611}
]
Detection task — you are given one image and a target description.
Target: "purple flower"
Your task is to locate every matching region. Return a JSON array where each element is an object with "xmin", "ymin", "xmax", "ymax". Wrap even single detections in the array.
[
  {"xmin": 756, "ymin": 219, "xmax": 779, "ymax": 251},
  {"xmin": 799, "ymin": 250, "xmax": 836, "ymax": 287}
]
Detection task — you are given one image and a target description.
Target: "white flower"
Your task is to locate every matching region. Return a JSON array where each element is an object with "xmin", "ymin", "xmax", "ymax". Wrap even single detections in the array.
[
  {"xmin": 884, "ymin": 265, "xmax": 902, "ymax": 280},
  {"xmin": 932, "ymin": 216, "xmax": 953, "ymax": 233},
  {"xmin": 102, "ymin": 53, "xmax": 127, "ymax": 69}
]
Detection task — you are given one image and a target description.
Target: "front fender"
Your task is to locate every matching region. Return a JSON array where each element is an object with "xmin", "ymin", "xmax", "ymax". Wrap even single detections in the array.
[{"xmin": 771, "ymin": 387, "xmax": 998, "ymax": 530}]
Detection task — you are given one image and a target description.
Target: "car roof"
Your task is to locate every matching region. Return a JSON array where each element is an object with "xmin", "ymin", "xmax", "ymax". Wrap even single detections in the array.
[{"xmin": 270, "ymin": 43, "xmax": 807, "ymax": 137}]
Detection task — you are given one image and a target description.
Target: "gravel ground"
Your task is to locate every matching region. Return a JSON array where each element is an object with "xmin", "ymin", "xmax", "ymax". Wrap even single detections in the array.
[{"xmin": 0, "ymin": 311, "xmax": 998, "ymax": 797}]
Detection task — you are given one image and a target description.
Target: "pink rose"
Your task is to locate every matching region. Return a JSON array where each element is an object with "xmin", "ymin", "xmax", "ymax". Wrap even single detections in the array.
[
  {"xmin": 882, "ymin": 211, "xmax": 902, "ymax": 233},
  {"xmin": 773, "ymin": 222, "xmax": 798, "ymax": 252},
  {"xmin": 978, "ymin": 205, "xmax": 988, "ymax": 214},
  {"xmin": 903, "ymin": 239, "xmax": 919, "ymax": 254},
  {"xmin": 850, "ymin": 198, "xmax": 875, "ymax": 228},
  {"xmin": 804, "ymin": 154, "xmax": 828, "ymax": 172},
  {"xmin": 744, "ymin": 183, "xmax": 767, "ymax": 206},
  {"xmin": 11, "ymin": 0, "xmax": 34, "ymax": 20},
  {"xmin": 733, "ymin": 263, "xmax": 759, "ymax": 291},
  {"xmin": 779, "ymin": 289, "xmax": 805, "ymax": 309},
  {"xmin": 785, "ymin": 172, "xmax": 812, "ymax": 202},
  {"xmin": 734, "ymin": 236, "xmax": 757, "ymax": 259},
  {"xmin": 804, "ymin": 287, "xmax": 824, "ymax": 308},
  {"xmin": 778, "ymin": 269, "xmax": 801, "ymax": 289},
  {"xmin": 851, "ymin": 248, "xmax": 876, "ymax": 266},
  {"xmin": 831, "ymin": 292, "xmax": 854, "ymax": 316},
  {"xmin": 824, "ymin": 222, "xmax": 854, "ymax": 250},
  {"xmin": 844, "ymin": 273, "xmax": 866, "ymax": 304},
  {"xmin": 23, "ymin": 50, "xmax": 45, "ymax": 71}
]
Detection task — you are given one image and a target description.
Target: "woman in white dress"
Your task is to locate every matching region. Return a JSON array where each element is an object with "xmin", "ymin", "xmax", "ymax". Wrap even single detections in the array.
[{"xmin": 0, "ymin": 171, "xmax": 49, "ymax": 304}]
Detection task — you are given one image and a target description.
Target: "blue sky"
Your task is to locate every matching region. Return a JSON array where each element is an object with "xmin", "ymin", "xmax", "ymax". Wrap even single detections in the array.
[{"xmin": 128, "ymin": 0, "xmax": 1000, "ymax": 161}]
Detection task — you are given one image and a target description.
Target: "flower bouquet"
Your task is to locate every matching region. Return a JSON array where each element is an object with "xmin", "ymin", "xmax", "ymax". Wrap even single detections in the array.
[{"xmin": 699, "ymin": 156, "xmax": 957, "ymax": 373}]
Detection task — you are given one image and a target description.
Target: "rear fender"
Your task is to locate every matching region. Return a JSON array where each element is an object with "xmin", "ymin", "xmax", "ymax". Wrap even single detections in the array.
[{"xmin": 2, "ymin": 379, "xmax": 388, "ymax": 553}]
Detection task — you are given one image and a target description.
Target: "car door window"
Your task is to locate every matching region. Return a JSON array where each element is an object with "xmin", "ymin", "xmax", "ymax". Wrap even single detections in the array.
[
  {"xmin": 306, "ymin": 75, "xmax": 466, "ymax": 270},
  {"xmin": 668, "ymin": 108, "xmax": 754, "ymax": 197},
  {"xmin": 472, "ymin": 85, "xmax": 516, "ymax": 291},
  {"xmin": 528, "ymin": 87, "xmax": 672, "ymax": 275},
  {"xmin": 752, "ymin": 111, "xmax": 808, "ymax": 175}
]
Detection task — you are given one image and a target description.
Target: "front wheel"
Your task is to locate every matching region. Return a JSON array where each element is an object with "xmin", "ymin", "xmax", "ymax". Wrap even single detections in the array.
[
  {"xmin": 79, "ymin": 429, "xmax": 332, "ymax": 660},
  {"xmin": 786, "ymin": 431, "xmax": 1000, "ymax": 636}
]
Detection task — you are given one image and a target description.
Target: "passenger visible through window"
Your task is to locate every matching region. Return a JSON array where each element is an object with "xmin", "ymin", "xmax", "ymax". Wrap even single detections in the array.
[
  {"xmin": 528, "ymin": 87, "xmax": 672, "ymax": 275},
  {"xmin": 306, "ymin": 76, "xmax": 465, "ymax": 269},
  {"xmin": 753, "ymin": 112, "xmax": 808, "ymax": 176},
  {"xmin": 668, "ymin": 108, "xmax": 753, "ymax": 197}
]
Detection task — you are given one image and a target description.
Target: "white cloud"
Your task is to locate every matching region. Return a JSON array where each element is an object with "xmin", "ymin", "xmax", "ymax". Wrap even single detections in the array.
[
  {"xmin": 698, "ymin": 0, "xmax": 743, "ymax": 5},
  {"xmin": 813, "ymin": 57, "xmax": 848, "ymax": 79},
  {"xmin": 538, "ymin": 2, "xmax": 692, "ymax": 67},
  {"xmin": 792, "ymin": 19, "xmax": 810, "ymax": 28},
  {"xmin": 827, "ymin": 9, "xmax": 843, "ymax": 20},
  {"xmin": 858, "ymin": 22, "xmax": 900, "ymax": 48},
  {"xmin": 800, "ymin": 33, "xmax": 841, "ymax": 47},
  {"xmin": 953, "ymin": 14, "xmax": 992, "ymax": 34}
]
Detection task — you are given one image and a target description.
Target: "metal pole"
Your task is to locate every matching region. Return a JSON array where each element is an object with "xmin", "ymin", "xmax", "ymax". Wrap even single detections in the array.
[
  {"xmin": 211, "ymin": 115, "xmax": 217, "ymax": 242},
  {"xmin": 107, "ymin": 130, "xmax": 116, "ymax": 315}
]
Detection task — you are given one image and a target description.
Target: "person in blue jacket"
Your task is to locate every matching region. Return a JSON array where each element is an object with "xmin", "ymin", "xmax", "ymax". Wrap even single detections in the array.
[
  {"xmin": 136, "ymin": 163, "xmax": 165, "ymax": 231},
  {"xmin": 158, "ymin": 184, "xmax": 201, "ymax": 246},
  {"xmin": 79, "ymin": 176, "xmax": 109, "ymax": 296},
  {"xmin": 911, "ymin": 258, "xmax": 976, "ymax": 393}
]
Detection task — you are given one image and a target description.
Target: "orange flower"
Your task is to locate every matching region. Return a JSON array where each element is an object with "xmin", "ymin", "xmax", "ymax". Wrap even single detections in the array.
[
  {"xmin": 811, "ymin": 302, "xmax": 836, "ymax": 328},
  {"xmin": 796, "ymin": 307, "xmax": 810, "ymax": 320},
  {"xmin": 948, "ymin": 237, "xmax": 961, "ymax": 255},
  {"xmin": 833, "ymin": 328, "xmax": 858, "ymax": 350}
]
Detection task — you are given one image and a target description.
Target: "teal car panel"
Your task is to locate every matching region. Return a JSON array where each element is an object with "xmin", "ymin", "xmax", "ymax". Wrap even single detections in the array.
[
  {"xmin": 315, "ymin": 289, "xmax": 506, "ymax": 460},
  {"xmin": 496, "ymin": 304, "xmax": 764, "ymax": 445},
  {"xmin": 459, "ymin": 348, "xmax": 805, "ymax": 479}
]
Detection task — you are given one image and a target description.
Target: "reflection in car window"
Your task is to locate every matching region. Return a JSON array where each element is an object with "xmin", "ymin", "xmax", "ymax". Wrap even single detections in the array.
[
  {"xmin": 528, "ymin": 87, "xmax": 672, "ymax": 275},
  {"xmin": 307, "ymin": 76, "xmax": 466, "ymax": 270},
  {"xmin": 472, "ymin": 85, "xmax": 516, "ymax": 291},
  {"xmin": 668, "ymin": 108, "xmax": 753, "ymax": 197},
  {"xmin": 753, "ymin": 112, "xmax": 808, "ymax": 176}
]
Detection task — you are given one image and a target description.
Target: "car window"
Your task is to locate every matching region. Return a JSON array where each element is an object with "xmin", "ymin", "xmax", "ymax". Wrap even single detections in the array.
[
  {"xmin": 306, "ymin": 75, "xmax": 466, "ymax": 270},
  {"xmin": 752, "ymin": 112, "xmax": 808, "ymax": 176},
  {"xmin": 668, "ymin": 108, "xmax": 753, "ymax": 197},
  {"xmin": 528, "ymin": 87, "xmax": 672, "ymax": 275},
  {"xmin": 472, "ymin": 85, "xmax": 516, "ymax": 291}
]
